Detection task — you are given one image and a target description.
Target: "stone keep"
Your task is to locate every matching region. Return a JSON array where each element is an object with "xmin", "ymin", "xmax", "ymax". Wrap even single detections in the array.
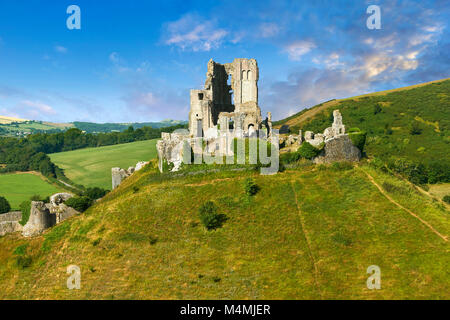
[
  {"xmin": 188, "ymin": 58, "xmax": 262, "ymax": 137},
  {"xmin": 22, "ymin": 201, "xmax": 56, "ymax": 237}
]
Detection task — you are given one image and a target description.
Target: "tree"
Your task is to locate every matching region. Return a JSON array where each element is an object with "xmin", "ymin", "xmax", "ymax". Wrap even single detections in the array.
[
  {"xmin": 0, "ymin": 196, "xmax": 11, "ymax": 214},
  {"xmin": 373, "ymin": 104, "xmax": 382, "ymax": 115},
  {"xmin": 198, "ymin": 201, "xmax": 227, "ymax": 230},
  {"xmin": 409, "ymin": 121, "xmax": 423, "ymax": 135},
  {"xmin": 298, "ymin": 142, "xmax": 322, "ymax": 159}
]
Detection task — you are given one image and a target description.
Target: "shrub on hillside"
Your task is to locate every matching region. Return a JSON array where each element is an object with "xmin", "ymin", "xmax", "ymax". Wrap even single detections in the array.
[
  {"xmin": 84, "ymin": 187, "xmax": 109, "ymax": 200},
  {"xmin": 280, "ymin": 151, "xmax": 301, "ymax": 164},
  {"xmin": 198, "ymin": 201, "xmax": 228, "ymax": 231},
  {"xmin": 16, "ymin": 255, "xmax": 32, "ymax": 269},
  {"xmin": 19, "ymin": 201, "xmax": 31, "ymax": 225},
  {"xmin": 409, "ymin": 121, "xmax": 423, "ymax": 135},
  {"xmin": 297, "ymin": 142, "xmax": 322, "ymax": 159},
  {"xmin": 0, "ymin": 196, "xmax": 11, "ymax": 214},
  {"xmin": 373, "ymin": 104, "xmax": 382, "ymax": 115},
  {"xmin": 443, "ymin": 195, "xmax": 450, "ymax": 204},
  {"xmin": 244, "ymin": 178, "xmax": 259, "ymax": 196},
  {"xmin": 348, "ymin": 130, "xmax": 367, "ymax": 152},
  {"xmin": 65, "ymin": 196, "xmax": 93, "ymax": 213}
]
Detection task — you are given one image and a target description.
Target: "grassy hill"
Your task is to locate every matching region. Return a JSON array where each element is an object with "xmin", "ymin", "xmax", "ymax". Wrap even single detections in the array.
[
  {"xmin": 0, "ymin": 172, "xmax": 64, "ymax": 209},
  {"xmin": 0, "ymin": 120, "xmax": 73, "ymax": 137},
  {"xmin": 0, "ymin": 116, "xmax": 29, "ymax": 124},
  {"xmin": 275, "ymin": 79, "xmax": 450, "ymax": 166},
  {"xmin": 49, "ymin": 140, "xmax": 158, "ymax": 190},
  {"xmin": 0, "ymin": 161, "xmax": 448, "ymax": 299},
  {"xmin": 0, "ymin": 118, "xmax": 187, "ymax": 137}
]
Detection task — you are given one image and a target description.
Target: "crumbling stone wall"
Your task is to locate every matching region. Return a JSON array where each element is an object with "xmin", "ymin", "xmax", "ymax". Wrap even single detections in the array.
[
  {"xmin": 22, "ymin": 201, "xmax": 56, "ymax": 237},
  {"xmin": 21, "ymin": 193, "xmax": 80, "ymax": 237},
  {"xmin": 303, "ymin": 109, "xmax": 361, "ymax": 163},
  {"xmin": 156, "ymin": 132, "xmax": 189, "ymax": 172},
  {"xmin": 112, "ymin": 161, "xmax": 150, "ymax": 189},
  {"xmin": 313, "ymin": 135, "xmax": 361, "ymax": 163},
  {"xmin": 0, "ymin": 211, "xmax": 23, "ymax": 236}
]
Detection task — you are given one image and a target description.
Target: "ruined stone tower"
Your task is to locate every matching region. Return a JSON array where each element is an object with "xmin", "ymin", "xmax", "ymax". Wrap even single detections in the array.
[{"xmin": 188, "ymin": 58, "xmax": 263, "ymax": 137}]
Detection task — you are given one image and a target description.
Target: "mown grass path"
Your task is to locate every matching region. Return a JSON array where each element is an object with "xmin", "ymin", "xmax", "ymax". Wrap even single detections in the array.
[
  {"xmin": 290, "ymin": 180, "xmax": 322, "ymax": 298},
  {"xmin": 361, "ymin": 168, "xmax": 448, "ymax": 242}
]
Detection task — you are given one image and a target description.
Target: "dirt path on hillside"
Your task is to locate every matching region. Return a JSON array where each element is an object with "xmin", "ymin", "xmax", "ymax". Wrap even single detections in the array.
[
  {"xmin": 389, "ymin": 171, "xmax": 450, "ymax": 211},
  {"xmin": 362, "ymin": 169, "xmax": 448, "ymax": 242},
  {"xmin": 290, "ymin": 181, "xmax": 322, "ymax": 297}
]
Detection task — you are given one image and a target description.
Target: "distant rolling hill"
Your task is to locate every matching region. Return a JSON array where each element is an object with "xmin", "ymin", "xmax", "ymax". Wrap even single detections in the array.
[
  {"xmin": 0, "ymin": 118, "xmax": 187, "ymax": 137},
  {"xmin": 0, "ymin": 116, "xmax": 29, "ymax": 124},
  {"xmin": 72, "ymin": 119, "xmax": 188, "ymax": 133},
  {"xmin": 275, "ymin": 78, "xmax": 450, "ymax": 171}
]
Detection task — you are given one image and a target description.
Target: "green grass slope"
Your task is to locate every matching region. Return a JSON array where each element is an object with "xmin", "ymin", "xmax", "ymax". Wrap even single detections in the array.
[
  {"xmin": 275, "ymin": 79, "xmax": 450, "ymax": 165},
  {"xmin": 0, "ymin": 173, "xmax": 64, "ymax": 209},
  {"xmin": 0, "ymin": 162, "xmax": 448, "ymax": 299},
  {"xmin": 49, "ymin": 139, "xmax": 158, "ymax": 190}
]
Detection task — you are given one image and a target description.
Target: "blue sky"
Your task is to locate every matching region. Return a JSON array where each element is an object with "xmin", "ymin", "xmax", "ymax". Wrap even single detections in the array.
[{"xmin": 0, "ymin": 0, "xmax": 448, "ymax": 123}]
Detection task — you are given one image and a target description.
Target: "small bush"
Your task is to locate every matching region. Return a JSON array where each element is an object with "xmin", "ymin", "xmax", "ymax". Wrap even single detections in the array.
[
  {"xmin": 84, "ymin": 187, "xmax": 108, "ymax": 200},
  {"xmin": 65, "ymin": 196, "xmax": 93, "ymax": 212},
  {"xmin": 443, "ymin": 195, "xmax": 450, "ymax": 204},
  {"xmin": 13, "ymin": 244, "xmax": 28, "ymax": 256},
  {"xmin": 19, "ymin": 201, "xmax": 31, "ymax": 226},
  {"xmin": 244, "ymin": 178, "xmax": 259, "ymax": 196},
  {"xmin": 29, "ymin": 195, "xmax": 49, "ymax": 202},
  {"xmin": 0, "ymin": 196, "xmax": 11, "ymax": 214},
  {"xmin": 349, "ymin": 131, "xmax": 367, "ymax": 152},
  {"xmin": 373, "ymin": 104, "xmax": 382, "ymax": 115},
  {"xmin": 16, "ymin": 255, "xmax": 32, "ymax": 269},
  {"xmin": 280, "ymin": 151, "xmax": 301, "ymax": 164},
  {"xmin": 409, "ymin": 121, "xmax": 423, "ymax": 135},
  {"xmin": 298, "ymin": 142, "xmax": 321, "ymax": 159},
  {"xmin": 198, "ymin": 201, "xmax": 228, "ymax": 231},
  {"xmin": 30, "ymin": 194, "xmax": 41, "ymax": 201}
]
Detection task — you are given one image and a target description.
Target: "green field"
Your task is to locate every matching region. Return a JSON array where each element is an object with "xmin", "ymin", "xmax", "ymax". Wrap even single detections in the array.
[
  {"xmin": 49, "ymin": 139, "xmax": 158, "ymax": 190},
  {"xmin": 0, "ymin": 173, "xmax": 64, "ymax": 209}
]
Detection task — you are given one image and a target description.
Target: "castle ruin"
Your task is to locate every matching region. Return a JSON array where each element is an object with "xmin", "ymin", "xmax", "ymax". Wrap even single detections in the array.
[
  {"xmin": 189, "ymin": 58, "xmax": 264, "ymax": 138},
  {"xmin": 157, "ymin": 58, "xmax": 273, "ymax": 172}
]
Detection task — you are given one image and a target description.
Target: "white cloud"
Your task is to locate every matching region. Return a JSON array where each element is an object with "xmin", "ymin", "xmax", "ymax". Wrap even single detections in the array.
[
  {"xmin": 164, "ymin": 14, "xmax": 228, "ymax": 51},
  {"xmin": 259, "ymin": 23, "xmax": 280, "ymax": 38},
  {"xmin": 54, "ymin": 45, "xmax": 68, "ymax": 53},
  {"xmin": 284, "ymin": 41, "xmax": 316, "ymax": 61},
  {"xmin": 109, "ymin": 52, "xmax": 120, "ymax": 63},
  {"xmin": 18, "ymin": 100, "xmax": 56, "ymax": 119}
]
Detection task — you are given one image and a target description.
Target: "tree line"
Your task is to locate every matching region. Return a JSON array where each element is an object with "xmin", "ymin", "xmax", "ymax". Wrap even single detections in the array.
[{"xmin": 0, "ymin": 124, "xmax": 187, "ymax": 180}]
